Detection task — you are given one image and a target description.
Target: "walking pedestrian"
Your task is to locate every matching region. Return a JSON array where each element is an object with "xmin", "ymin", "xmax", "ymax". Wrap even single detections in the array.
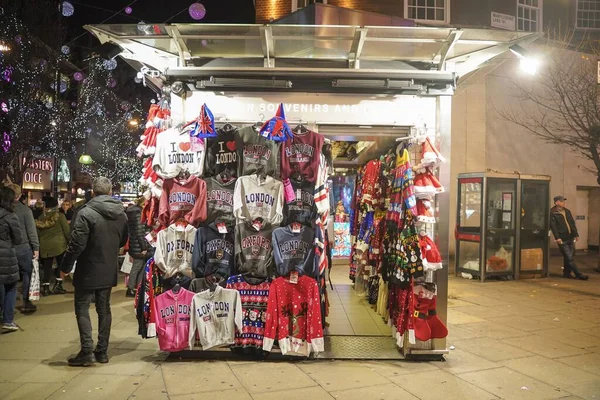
[
  {"xmin": 125, "ymin": 197, "xmax": 150, "ymax": 298},
  {"xmin": 59, "ymin": 199, "xmax": 74, "ymax": 222},
  {"xmin": 60, "ymin": 177, "xmax": 128, "ymax": 367},
  {"xmin": 36, "ymin": 197, "xmax": 70, "ymax": 296},
  {"xmin": 0, "ymin": 186, "xmax": 24, "ymax": 331},
  {"xmin": 550, "ymin": 195, "xmax": 589, "ymax": 280},
  {"xmin": 7, "ymin": 184, "xmax": 39, "ymax": 313}
]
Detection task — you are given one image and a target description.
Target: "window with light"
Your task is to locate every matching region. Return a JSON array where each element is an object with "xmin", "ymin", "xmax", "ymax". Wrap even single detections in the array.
[
  {"xmin": 576, "ymin": 0, "xmax": 600, "ymax": 29},
  {"xmin": 517, "ymin": 0, "xmax": 541, "ymax": 32},
  {"xmin": 407, "ymin": 0, "xmax": 447, "ymax": 22}
]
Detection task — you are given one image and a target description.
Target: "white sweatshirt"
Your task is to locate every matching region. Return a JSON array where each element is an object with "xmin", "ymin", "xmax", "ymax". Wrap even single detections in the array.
[
  {"xmin": 153, "ymin": 126, "xmax": 206, "ymax": 179},
  {"xmin": 154, "ymin": 223, "xmax": 197, "ymax": 278},
  {"xmin": 233, "ymin": 175, "xmax": 284, "ymax": 226},
  {"xmin": 189, "ymin": 286, "xmax": 243, "ymax": 350}
]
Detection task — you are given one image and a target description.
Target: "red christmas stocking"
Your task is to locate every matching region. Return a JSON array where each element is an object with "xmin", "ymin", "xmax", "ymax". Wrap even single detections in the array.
[
  {"xmin": 427, "ymin": 295, "xmax": 448, "ymax": 339},
  {"xmin": 413, "ymin": 293, "xmax": 432, "ymax": 342}
]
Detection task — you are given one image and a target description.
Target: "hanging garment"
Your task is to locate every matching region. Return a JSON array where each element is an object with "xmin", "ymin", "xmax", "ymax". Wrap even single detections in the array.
[
  {"xmin": 153, "ymin": 125, "xmax": 206, "ymax": 179},
  {"xmin": 158, "ymin": 175, "xmax": 207, "ymax": 227},
  {"xmin": 153, "ymin": 288, "xmax": 195, "ymax": 352},
  {"xmin": 191, "ymin": 222, "xmax": 235, "ymax": 278},
  {"xmin": 263, "ymin": 275, "xmax": 324, "ymax": 356},
  {"xmin": 420, "ymin": 137, "xmax": 445, "ymax": 167},
  {"xmin": 233, "ymin": 175, "xmax": 284, "ymax": 226},
  {"xmin": 205, "ymin": 176, "xmax": 236, "ymax": 225},
  {"xmin": 416, "ymin": 198, "xmax": 436, "ymax": 224},
  {"xmin": 226, "ymin": 274, "xmax": 270, "ymax": 351},
  {"xmin": 154, "ymin": 223, "xmax": 197, "ymax": 278},
  {"xmin": 204, "ymin": 125, "xmax": 239, "ymax": 178},
  {"xmin": 283, "ymin": 179, "xmax": 316, "ymax": 227},
  {"xmin": 419, "ymin": 234, "xmax": 443, "ymax": 272},
  {"xmin": 188, "ymin": 286, "xmax": 243, "ymax": 350},
  {"xmin": 236, "ymin": 126, "xmax": 281, "ymax": 177},
  {"xmin": 280, "ymin": 130, "xmax": 324, "ymax": 183},
  {"xmin": 272, "ymin": 225, "xmax": 316, "ymax": 278},
  {"xmin": 234, "ymin": 221, "xmax": 275, "ymax": 278},
  {"xmin": 314, "ymin": 154, "xmax": 331, "ymax": 215}
]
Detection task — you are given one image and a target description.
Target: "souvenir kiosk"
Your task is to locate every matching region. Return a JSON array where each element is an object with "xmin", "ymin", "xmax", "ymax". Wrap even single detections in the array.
[
  {"xmin": 85, "ymin": 19, "xmax": 540, "ymax": 360},
  {"xmin": 456, "ymin": 172, "xmax": 551, "ymax": 282}
]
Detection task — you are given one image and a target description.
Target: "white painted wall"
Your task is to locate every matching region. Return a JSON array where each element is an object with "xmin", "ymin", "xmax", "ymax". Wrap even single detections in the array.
[{"xmin": 449, "ymin": 50, "xmax": 600, "ymax": 258}]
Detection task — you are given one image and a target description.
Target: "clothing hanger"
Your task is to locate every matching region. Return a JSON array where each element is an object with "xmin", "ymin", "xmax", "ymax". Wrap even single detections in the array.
[
  {"xmin": 293, "ymin": 119, "xmax": 308, "ymax": 134},
  {"xmin": 254, "ymin": 114, "xmax": 265, "ymax": 131},
  {"xmin": 172, "ymin": 273, "xmax": 183, "ymax": 294}
]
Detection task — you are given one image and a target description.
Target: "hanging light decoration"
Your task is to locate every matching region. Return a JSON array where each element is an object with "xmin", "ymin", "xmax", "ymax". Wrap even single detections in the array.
[
  {"xmin": 61, "ymin": 45, "xmax": 70, "ymax": 55},
  {"xmin": 102, "ymin": 58, "xmax": 117, "ymax": 71},
  {"xmin": 189, "ymin": 3, "xmax": 206, "ymax": 20},
  {"xmin": 73, "ymin": 71, "xmax": 84, "ymax": 81},
  {"xmin": 61, "ymin": 1, "xmax": 75, "ymax": 16},
  {"xmin": 125, "ymin": 6, "xmax": 133, "ymax": 14},
  {"xmin": 78, "ymin": 154, "xmax": 94, "ymax": 164}
]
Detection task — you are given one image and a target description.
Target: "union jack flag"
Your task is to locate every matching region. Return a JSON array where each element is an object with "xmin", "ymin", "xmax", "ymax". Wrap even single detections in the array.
[{"xmin": 191, "ymin": 103, "xmax": 217, "ymax": 138}]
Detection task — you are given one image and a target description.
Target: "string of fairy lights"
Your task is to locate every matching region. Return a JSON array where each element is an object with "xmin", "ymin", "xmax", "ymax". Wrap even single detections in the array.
[{"xmin": 1, "ymin": 1, "xmax": 209, "ymax": 184}]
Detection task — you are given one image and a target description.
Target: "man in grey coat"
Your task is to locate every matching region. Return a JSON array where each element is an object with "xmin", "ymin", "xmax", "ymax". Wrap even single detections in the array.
[{"xmin": 7, "ymin": 184, "xmax": 39, "ymax": 313}]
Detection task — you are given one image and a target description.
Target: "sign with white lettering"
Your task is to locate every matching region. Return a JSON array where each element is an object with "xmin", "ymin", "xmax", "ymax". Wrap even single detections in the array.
[
  {"xmin": 173, "ymin": 92, "xmax": 436, "ymax": 128},
  {"xmin": 22, "ymin": 157, "xmax": 54, "ymax": 191},
  {"xmin": 491, "ymin": 12, "xmax": 515, "ymax": 31}
]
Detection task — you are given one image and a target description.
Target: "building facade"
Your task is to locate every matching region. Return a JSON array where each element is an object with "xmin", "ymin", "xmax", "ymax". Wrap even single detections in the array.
[{"xmin": 256, "ymin": 0, "xmax": 597, "ymax": 37}]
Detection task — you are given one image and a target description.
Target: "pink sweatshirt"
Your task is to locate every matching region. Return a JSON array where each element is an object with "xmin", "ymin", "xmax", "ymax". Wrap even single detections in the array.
[{"xmin": 152, "ymin": 288, "xmax": 196, "ymax": 352}]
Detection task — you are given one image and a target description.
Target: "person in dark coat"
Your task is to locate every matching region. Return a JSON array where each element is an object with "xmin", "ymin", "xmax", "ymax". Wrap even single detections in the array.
[
  {"xmin": 0, "ymin": 186, "xmax": 24, "ymax": 331},
  {"xmin": 125, "ymin": 197, "xmax": 150, "ymax": 298},
  {"xmin": 61, "ymin": 177, "xmax": 129, "ymax": 367},
  {"xmin": 550, "ymin": 195, "xmax": 589, "ymax": 280},
  {"xmin": 59, "ymin": 199, "xmax": 74, "ymax": 222}
]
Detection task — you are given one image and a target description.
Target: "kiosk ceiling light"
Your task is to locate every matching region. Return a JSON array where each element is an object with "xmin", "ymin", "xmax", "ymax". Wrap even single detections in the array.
[
  {"xmin": 333, "ymin": 79, "xmax": 417, "ymax": 90},
  {"xmin": 196, "ymin": 77, "xmax": 292, "ymax": 89}
]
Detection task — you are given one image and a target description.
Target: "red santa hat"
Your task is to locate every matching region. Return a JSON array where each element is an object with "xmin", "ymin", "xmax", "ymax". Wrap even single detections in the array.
[
  {"xmin": 419, "ymin": 234, "xmax": 443, "ymax": 271},
  {"xmin": 416, "ymin": 199, "xmax": 436, "ymax": 223},
  {"xmin": 421, "ymin": 137, "xmax": 445, "ymax": 166}
]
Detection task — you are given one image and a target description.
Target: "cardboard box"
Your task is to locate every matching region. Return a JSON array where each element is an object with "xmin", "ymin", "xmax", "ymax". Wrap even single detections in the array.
[{"xmin": 521, "ymin": 248, "xmax": 543, "ymax": 271}]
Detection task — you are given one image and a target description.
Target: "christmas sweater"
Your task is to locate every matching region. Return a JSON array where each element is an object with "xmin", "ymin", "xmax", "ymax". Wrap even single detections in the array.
[
  {"xmin": 233, "ymin": 175, "xmax": 284, "ymax": 226},
  {"xmin": 263, "ymin": 275, "xmax": 324, "ymax": 356},
  {"xmin": 191, "ymin": 222, "xmax": 235, "ymax": 278},
  {"xmin": 236, "ymin": 126, "xmax": 280, "ymax": 177},
  {"xmin": 226, "ymin": 274, "xmax": 270, "ymax": 350},
  {"xmin": 153, "ymin": 126, "xmax": 206, "ymax": 179},
  {"xmin": 280, "ymin": 130, "xmax": 324, "ymax": 183},
  {"xmin": 188, "ymin": 286, "xmax": 243, "ymax": 350},
  {"xmin": 204, "ymin": 125, "xmax": 238, "ymax": 178},
  {"xmin": 272, "ymin": 225, "xmax": 316, "ymax": 278},
  {"xmin": 283, "ymin": 179, "xmax": 316, "ymax": 227},
  {"xmin": 154, "ymin": 223, "xmax": 196, "ymax": 278},
  {"xmin": 234, "ymin": 221, "xmax": 275, "ymax": 278},
  {"xmin": 205, "ymin": 176, "xmax": 236, "ymax": 225},
  {"xmin": 152, "ymin": 288, "xmax": 195, "ymax": 352},
  {"xmin": 158, "ymin": 175, "xmax": 207, "ymax": 227}
]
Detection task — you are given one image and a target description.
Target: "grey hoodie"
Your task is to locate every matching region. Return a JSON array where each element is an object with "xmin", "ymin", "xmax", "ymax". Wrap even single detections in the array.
[
  {"xmin": 234, "ymin": 221, "xmax": 275, "ymax": 278},
  {"xmin": 233, "ymin": 175, "xmax": 284, "ymax": 226},
  {"xmin": 235, "ymin": 126, "xmax": 280, "ymax": 178}
]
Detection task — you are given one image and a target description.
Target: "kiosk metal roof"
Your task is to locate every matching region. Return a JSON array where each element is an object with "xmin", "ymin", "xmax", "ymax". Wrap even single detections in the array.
[{"xmin": 84, "ymin": 23, "xmax": 540, "ymax": 93}]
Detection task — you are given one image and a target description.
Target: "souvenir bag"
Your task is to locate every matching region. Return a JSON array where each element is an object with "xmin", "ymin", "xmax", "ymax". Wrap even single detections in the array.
[
  {"xmin": 121, "ymin": 253, "xmax": 133, "ymax": 274},
  {"xmin": 29, "ymin": 258, "xmax": 40, "ymax": 301}
]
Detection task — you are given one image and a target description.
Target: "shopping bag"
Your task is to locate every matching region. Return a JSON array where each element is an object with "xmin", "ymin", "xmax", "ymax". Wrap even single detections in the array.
[
  {"xmin": 120, "ymin": 253, "xmax": 133, "ymax": 274},
  {"xmin": 29, "ymin": 258, "xmax": 40, "ymax": 301}
]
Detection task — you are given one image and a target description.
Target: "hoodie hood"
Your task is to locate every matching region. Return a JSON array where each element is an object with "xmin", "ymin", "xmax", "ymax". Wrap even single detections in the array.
[
  {"xmin": 86, "ymin": 195, "xmax": 124, "ymax": 220},
  {"xmin": 36, "ymin": 209, "xmax": 60, "ymax": 229}
]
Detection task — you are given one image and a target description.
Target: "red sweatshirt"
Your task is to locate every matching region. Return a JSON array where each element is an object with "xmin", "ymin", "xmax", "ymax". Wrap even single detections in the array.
[
  {"xmin": 262, "ymin": 275, "xmax": 324, "ymax": 356},
  {"xmin": 280, "ymin": 130, "xmax": 324, "ymax": 183},
  {"xmin": 159, "ymin": 175, "xmax": 207, "ymax": 227}
]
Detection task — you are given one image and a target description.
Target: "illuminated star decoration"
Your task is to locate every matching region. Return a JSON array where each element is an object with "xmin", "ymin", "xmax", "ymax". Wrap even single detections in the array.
[
  {"xmin": 190, "ymin": 103, "xmax": 217, "ymax": 138},
  {"xmin": 2, "ymin": 132, "xmax": 11, "ymax": 153},
  {"xmin": 259, "ymin": 103, "xmax": 293, "ymax": 142}
]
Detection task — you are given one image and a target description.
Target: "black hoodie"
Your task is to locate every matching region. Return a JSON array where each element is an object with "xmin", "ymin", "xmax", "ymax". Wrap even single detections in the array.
[{"xmin": 61, "ymin": 195, "xmax": 129, "ymax": 289}]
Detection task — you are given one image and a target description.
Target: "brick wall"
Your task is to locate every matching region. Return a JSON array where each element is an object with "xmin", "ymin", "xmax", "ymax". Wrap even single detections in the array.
[
  {"xmin": 255, "ymin": 0, "xmax": 405, "ymax": 24},
  {"xmin": 328, "ymin": 0, "xmax": 404, "ymax": 18},
  {"xmin": 256, "ymin": 0, "xmax": 293, "ymax": 23}
]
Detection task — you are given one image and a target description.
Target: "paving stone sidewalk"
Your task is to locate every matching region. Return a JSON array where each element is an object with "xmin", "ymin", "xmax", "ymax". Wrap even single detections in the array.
[{"xmin": 1, "ymin": 255, "xmax": 600, "ymax": 400}]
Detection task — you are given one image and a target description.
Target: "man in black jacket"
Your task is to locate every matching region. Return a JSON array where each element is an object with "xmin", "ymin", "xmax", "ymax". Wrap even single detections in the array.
[
  {"xmin": 61, "ymin": 177, "xmax": 129, "ymax": 366},
  {"xmin": 125, "ymin": 197, "xmax": 151, "ymax": 297},
  {"xmin": 550, "ymin": 196, "xmax": 589, "ymax": 281}
]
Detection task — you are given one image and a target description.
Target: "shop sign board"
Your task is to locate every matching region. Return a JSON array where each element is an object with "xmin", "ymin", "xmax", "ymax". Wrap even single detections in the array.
[
  {"xmin": 22, "ymin": 157, "xmax": 54, "ymax": 191},
  {"xmin": 174, "ymin": 92, "xmax": 436, "ymax": 128},
  {"xmin": 491, "ymin": 12, "xmax": 515, "ymax": 31}
]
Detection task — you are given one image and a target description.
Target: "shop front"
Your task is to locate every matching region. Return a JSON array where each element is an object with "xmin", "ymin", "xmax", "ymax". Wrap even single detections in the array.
[
  {"xmin": 85, "ymin": 20, "xmax": 538, "ymax": 360},
  {"xmin": 21, "ymin": 156, "xmax": 54, "ymax": 205}
]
